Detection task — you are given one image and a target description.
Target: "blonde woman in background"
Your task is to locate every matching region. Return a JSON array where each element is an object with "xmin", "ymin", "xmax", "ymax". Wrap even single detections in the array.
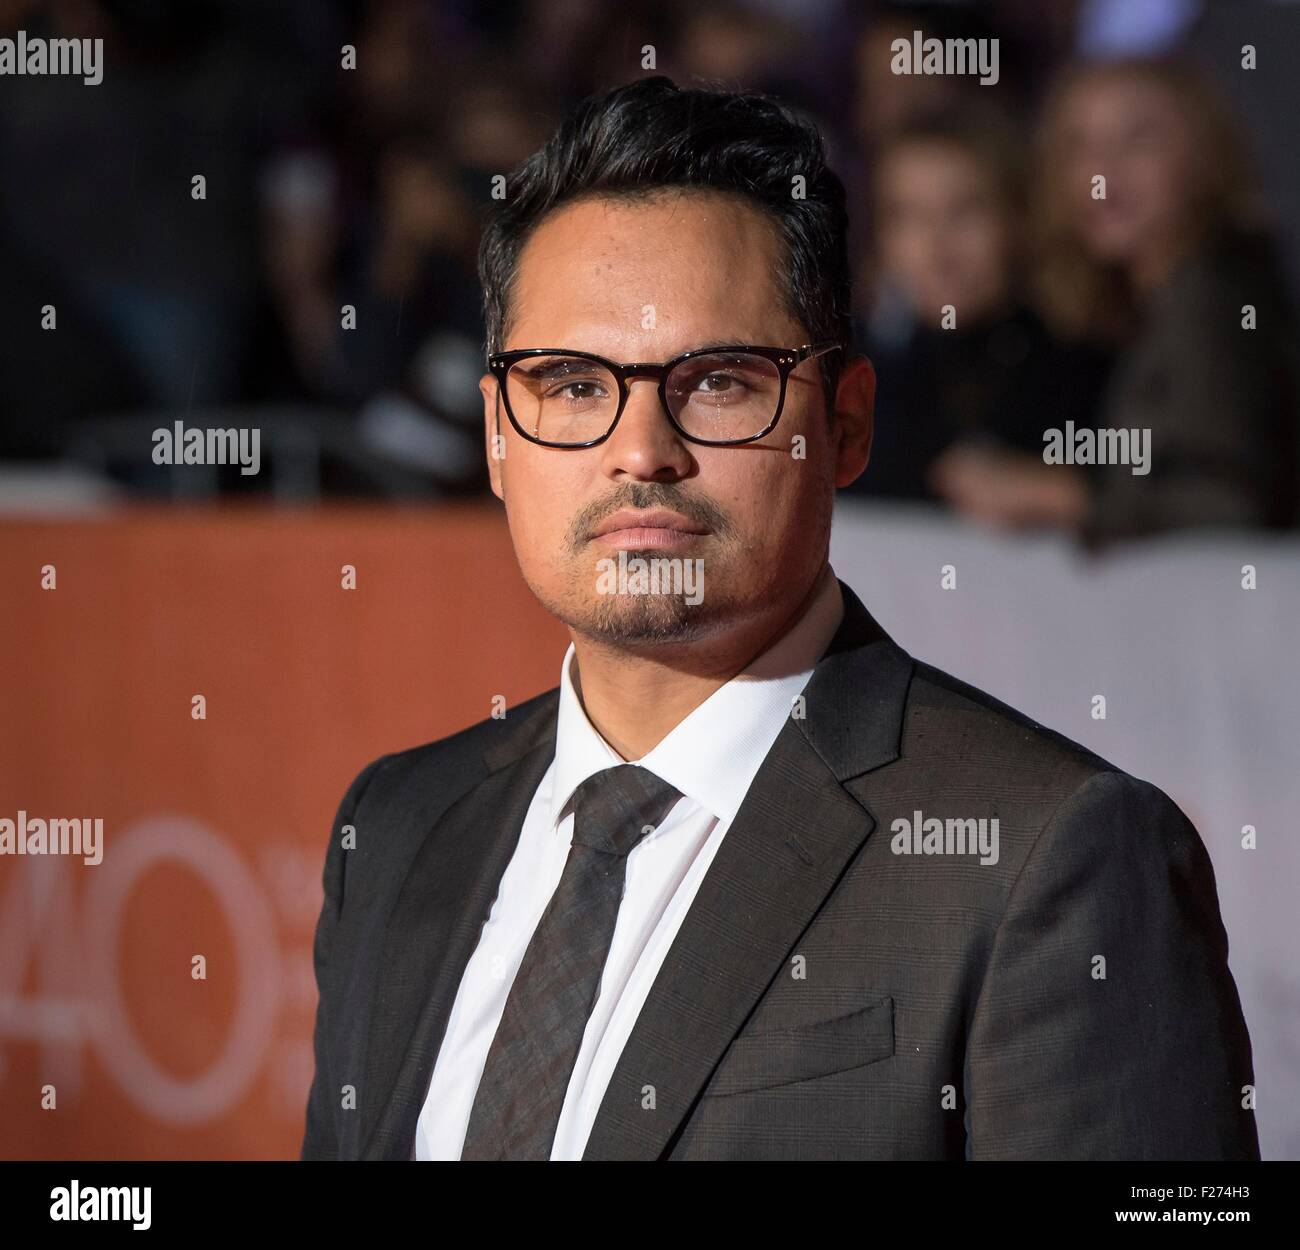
[{"xmin": 929, "ymin": 56, "xmax": 1299, "ymax": 546}]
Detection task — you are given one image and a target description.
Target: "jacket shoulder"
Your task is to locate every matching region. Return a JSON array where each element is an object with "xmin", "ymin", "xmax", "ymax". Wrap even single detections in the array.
[
  {"xmin": 349, "ymin": 684, "xmax": 560, "ymax": 801},
  {"xmin": 904, "ymin": 658, "xmax": 1126, "ymax": 797},
  {"xmin": 898, "ymin": 661, "xmax": 1209, "ymax": 918}
]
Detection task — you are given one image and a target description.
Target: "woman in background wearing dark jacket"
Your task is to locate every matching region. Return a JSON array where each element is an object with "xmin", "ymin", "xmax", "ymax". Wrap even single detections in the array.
[{"xmin": 931, "ymin": 56, "xmax": 1299, "ymax": 546}]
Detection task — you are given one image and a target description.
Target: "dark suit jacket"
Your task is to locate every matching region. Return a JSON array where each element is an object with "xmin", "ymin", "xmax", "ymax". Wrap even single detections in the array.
[{"xmin": 302, "ymin": 581, "xmax": 1259, "ymax": 1160}]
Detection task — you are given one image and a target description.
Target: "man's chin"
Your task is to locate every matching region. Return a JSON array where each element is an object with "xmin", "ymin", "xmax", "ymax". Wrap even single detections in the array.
[{"xmin": 573, "ymin": 593, "xmax": 708, "ymax": 646}]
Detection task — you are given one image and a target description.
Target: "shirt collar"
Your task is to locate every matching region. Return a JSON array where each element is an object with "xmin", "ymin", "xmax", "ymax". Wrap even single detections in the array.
[{"xmin": 550, "ymin": 565, "xmax": 844, "ymax": 827}]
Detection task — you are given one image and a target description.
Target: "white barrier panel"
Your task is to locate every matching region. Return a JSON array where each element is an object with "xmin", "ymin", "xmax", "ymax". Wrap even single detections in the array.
[{"xmin": 830, "ymin": 499, "xmax": 1300, "ymax": 1160}]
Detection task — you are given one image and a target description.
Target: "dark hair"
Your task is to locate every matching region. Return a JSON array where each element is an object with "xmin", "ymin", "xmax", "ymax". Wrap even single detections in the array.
[{"xmin": 477, "ymin": 75, "xmax": 852, "ymax": 408}]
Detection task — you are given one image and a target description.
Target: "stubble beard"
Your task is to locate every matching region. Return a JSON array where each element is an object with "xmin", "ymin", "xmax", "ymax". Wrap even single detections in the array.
[{"xmin": 538, "ymin": 544, "xmax": 735, "ymax": 647}]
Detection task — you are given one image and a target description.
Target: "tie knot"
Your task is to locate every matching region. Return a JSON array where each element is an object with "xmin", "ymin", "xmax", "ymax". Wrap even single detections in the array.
[{"xmin": 569, "ymin": 765, "xmax": 683, "ymax": 858}]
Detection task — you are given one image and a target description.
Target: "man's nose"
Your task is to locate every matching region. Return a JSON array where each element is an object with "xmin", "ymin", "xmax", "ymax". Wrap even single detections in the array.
[{"xmin": 598, "ymin": 376, "xmax": 693, "ymax": 478}]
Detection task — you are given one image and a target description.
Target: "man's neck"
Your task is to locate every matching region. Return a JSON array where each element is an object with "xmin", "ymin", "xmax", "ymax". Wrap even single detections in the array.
[{"xmin": 569, "ymin": 565, "xmax": 837, "ymax": 760}]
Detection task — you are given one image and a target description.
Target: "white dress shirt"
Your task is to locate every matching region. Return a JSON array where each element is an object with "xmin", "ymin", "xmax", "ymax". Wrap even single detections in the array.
[{"xmin": 415, "ymin": 565, "xmax": 845, "ymax": 1159}]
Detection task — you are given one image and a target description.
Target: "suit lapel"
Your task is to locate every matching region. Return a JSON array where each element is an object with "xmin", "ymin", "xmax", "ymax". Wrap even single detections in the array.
[
  {"xmin": 358, "ymin": 697, "xmax": 558, "ymax": 1159},
  {"xmin": 358, "ymin": 581, "xmax": 913, "ymax": 1161},
  {"xmin": 582, "ymin": 582, "xmax": 914, "ymax": 1159}
]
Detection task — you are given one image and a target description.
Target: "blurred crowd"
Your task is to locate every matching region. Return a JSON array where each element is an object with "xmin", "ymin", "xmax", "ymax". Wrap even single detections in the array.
[{"xmin": 1, "ymin": 0, "xmax": 1298, "ymax": 545}]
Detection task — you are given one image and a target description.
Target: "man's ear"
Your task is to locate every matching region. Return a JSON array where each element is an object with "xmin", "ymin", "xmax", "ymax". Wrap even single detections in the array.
[
  {"xmin": 481, "ymin": 374, "xmax": 505, "ymax": 502},
  {"xmin": 832, "ymin": 354, "xmax": 875, "ymax": 488}
]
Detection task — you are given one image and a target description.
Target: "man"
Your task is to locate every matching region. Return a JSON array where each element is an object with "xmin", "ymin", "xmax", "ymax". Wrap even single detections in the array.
[{"xmin": 302, "ymin": 76, "xmax": 1258, "ymax": 1161}]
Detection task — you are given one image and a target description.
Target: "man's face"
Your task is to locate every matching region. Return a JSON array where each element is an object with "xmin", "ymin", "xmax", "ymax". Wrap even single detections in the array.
[{"xmin": 481, "ymin": 190, "xmax": 870, "ymax": 650}]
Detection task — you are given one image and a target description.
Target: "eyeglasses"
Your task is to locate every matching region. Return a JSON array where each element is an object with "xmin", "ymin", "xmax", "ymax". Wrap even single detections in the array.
[{"xmin": 486, "ymin": 341, "xmax": 842, "ymax": 448}]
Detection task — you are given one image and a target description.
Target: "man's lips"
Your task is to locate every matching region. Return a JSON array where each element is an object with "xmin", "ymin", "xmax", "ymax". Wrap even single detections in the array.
[{"xmin": 588, "ymin": 508, "xmax": 709, "ymax": 549}]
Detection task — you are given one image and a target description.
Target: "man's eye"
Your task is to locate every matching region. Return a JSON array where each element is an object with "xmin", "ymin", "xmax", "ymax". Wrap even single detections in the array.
[
  {"xmin": 695, "ymin": 372, "xmax": 746, "ymax": 395},
  {"xmin": 547, "ymin": 380, "xmax": 604, "ymax": 401}
]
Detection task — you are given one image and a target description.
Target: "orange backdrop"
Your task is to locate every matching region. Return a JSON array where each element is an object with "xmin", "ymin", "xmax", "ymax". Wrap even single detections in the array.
[{"xmin": 0, "ymin": 504, "xmax": 568, "ymax": 1159}]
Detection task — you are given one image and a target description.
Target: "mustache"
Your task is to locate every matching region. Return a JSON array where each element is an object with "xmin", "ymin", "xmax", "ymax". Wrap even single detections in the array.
[{"xmin": 567, "ymin": 482, "xmax": 734, "ymax": 550}]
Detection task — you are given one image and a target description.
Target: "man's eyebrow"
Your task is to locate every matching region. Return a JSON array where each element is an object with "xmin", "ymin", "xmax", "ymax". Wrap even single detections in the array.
[
  {"xmin": 513, "ymin": 357, "xmax": 598, "ymax": 378},
  {"xmin": 509, "ymin": 339, "xmax": 779, "ymax": 369},
  {"xmin": 674, "ymin": 341, "xmax": 765, "ymax": 354},
  {"xmin": 643, "ymin": 340, "xmax": 781, "ymax": 361}
]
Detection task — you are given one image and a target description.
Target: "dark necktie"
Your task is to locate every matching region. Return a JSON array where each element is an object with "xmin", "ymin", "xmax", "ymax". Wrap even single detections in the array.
[{"xmin": 459, "ymin": 763, "xmax": 683, "ymax": 1160}]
